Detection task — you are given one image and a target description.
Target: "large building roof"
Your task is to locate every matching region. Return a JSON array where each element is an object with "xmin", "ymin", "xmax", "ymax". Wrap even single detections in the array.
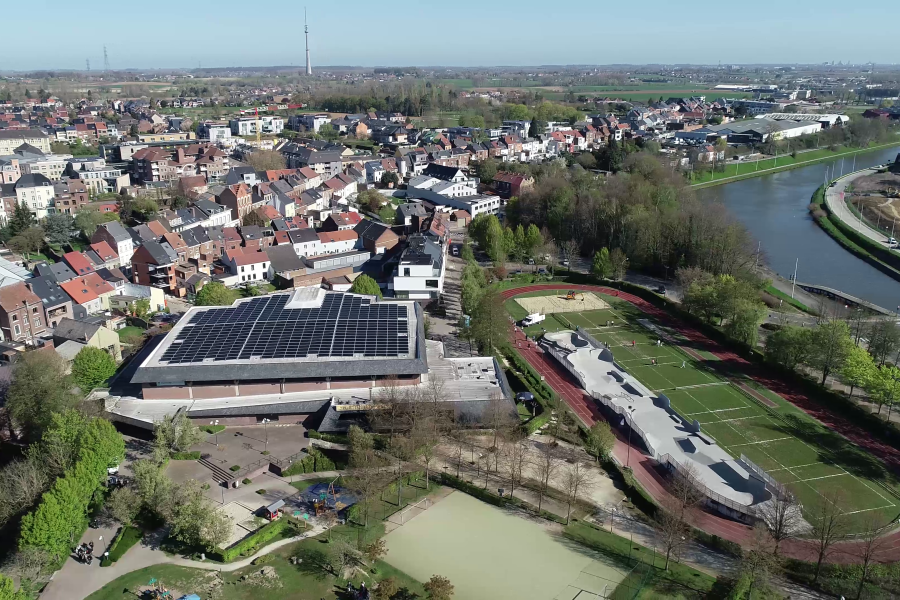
[{"xmin": 131, "ymin": 289, "xmax": 426, "ymax": 384}]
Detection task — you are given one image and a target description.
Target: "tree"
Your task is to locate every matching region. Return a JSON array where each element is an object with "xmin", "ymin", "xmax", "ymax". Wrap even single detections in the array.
[
  {"xmin": 809, "ymin": 490, "xmax": 846, "ymax": 584},
  {"xmin": 350, "ymin": 274, "xmax": 383, "ymax": 298},
  {"xmin": 585, "ymin": 421, "xmax": 615, "ymax": 463},
  {"xmin": 576, "ymin": 153, "xmax": 597, "ymax": 169},
  {"xmin": 841, "ymin": 344, "xmax": 876, "ymax": 399},
  {"xmin": 854, "ymin": 517, "xmax": 888, "ymax": 600},
  {"xmin": 347, "ymin": 424, "xmax": 376, "ymax": 467},
  {"xmin": 591, "ymin": 248, "xmax": 612, "ymax": 279},
  {"xmin": 424, "ymin": 575, "xmax": 454, "ymax": 600},
  {"xmin": 131, "ymin": 197, "xmax": 159, "ymax": 220},
  {"xmin": 131, "ymin": 459, "xmax": 174, "ymax": 519},
  {"xmin": 380, "ymin": 171, "xmax": 399, "ymax": 187},
  {"xmin": 7, "ymin": 203, "xmax": 35, "ymax": 237},
  {"xmin": 866, "ymin": 319, "xmax": 900, "ymax": 366},
  {"xmin": 153, "ymin": 411, "xmax": 203, "ymax": 459},
  {"xmin": 347, "ymin": 465, "xmax": 388, "ymax": 529},
  {"xmin": 375, "ymin": 577, "xmax": 400, "ymax": 600},
  {"xmin": 608, "ymin": 248, "xmax": 628, "ymax": 280},
  {"xmin": 242, "ymin": 210, "xmax": 266, "ymax": 227},
  {"xmin": 501, "ymin": 439, "xmax": 528, "ymax": 499},
  {"xmin": 8, "ymin": 227, "xmax": 45, "ymax": 259},
  {"xmin": 723, "ymin": 297, "xmax": 766, "ymax": 347},
  {"xmin": 808, "ymin": 320, "xmax": 854, "ymax": 385},
  {"xmin": 5, "ymin": 351, "xmax": 77, "ymax": 441},
  {"xmin": 533, "ymin": 441, "xmax": 560, "ymax": 512},
  {"xmin": 562, "ymin": 452, "xmax": 593, "ymax": 524},
  {"xmin": 474, "ymin": 158, "xmax": 498, "ymax": 183},
  {"xmin": 199, "ymin": 507, "xmax": 233, "ymax": 551},
  {"xmin": 0, "ymin": 458, "xmax": 48, "ymax": 528},
  {"xmin": 318, "ymin": 124, "xmax": 339, "ymax": 141},
  {"xmin": 528, "ymin": 117, "xmax": 542, "ymax": 138},
  {"xmin": 363, "ymin": 537, "xmax": 388, "ymax": 564},
  {"xmin": 246, "ymin": 150, "xmax": 286, "ymax": 171},
  {"xmin": 866, "ymin": 364, "xmax": 900, "ymax": 417},
  {"xmin": 523, "ymin": 224, "xmax": 542, "ymax": 258},
  {"xmin": 194, "ymin": 282, "xmax": 234, "ymax": 306},
  {"xmin": 106, "ymin": 486, "xmax": 141, "ymax": 526},
  {"xmin": 74, "ymin": 209, "xmax": 118, "ymax": 238},
  {"xmin": 357, "ymin": 189, "xmax": 386, "ymax": 213},
  {"xmin": 757, "ymin": 492, "xmax": 803, "ymax": 557},
  {"xmin": 765, "ymin": 325, "xmax": 814, "ymax": 371},
  {"xmin": 470, "ymin": 286, "xmax": 508, "ymax": 354},
  {"xmin": 658, "ymin": 507, "xmax": 692, "ymax": 571},
  {"xmin": 0, "ymin": 574, "xmax": 25, "ymax": 600},
  {"xmin": 739, "ymin": 524, "xmax": 779, "ymax": 599},
  {"xmin": 562, "ymin": 239, "xmax": 579, "ymax": 272},
  {"xmin": 71, "ymin": 346, "xmax": 117, "ymax": 392},
  {"xmin": 43, "ymin": 213, "xmax": 73, "ymax": 245}
]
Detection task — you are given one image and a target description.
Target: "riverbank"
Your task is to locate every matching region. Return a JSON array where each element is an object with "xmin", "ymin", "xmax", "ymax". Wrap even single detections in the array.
[
  {"xmin": 692, "ymin": 140, "xmax": 900, "ymax": 189},
  {"xmin": 809, "ymin": 178, "xmax": 900, "ymax": 286}
]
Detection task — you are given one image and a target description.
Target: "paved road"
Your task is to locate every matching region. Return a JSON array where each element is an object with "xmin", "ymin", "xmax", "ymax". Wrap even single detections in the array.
[{"xmin": 825, "ymin": 166, "xmax": 898, "ymax": 250}]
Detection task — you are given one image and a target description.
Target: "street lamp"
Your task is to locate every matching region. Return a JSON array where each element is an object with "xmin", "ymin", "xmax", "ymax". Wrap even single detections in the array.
[
  {"xmin": 622, "ymin": 405, "xmax": 637, "ymax": 468},
  {"xmin": 210, "ymin": 420, "xmax": 219, "ymax": 445},
  {"xmin": 262, "ymin": 418, "xmax": 270, "ymax": 453}
]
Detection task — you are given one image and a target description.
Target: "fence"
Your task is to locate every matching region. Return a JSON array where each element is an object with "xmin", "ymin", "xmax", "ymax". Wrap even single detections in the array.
[
  {"xmin": 575, "ymin": 326, "xmax": 604, "ymax": 350},
  {"xmin": 542, "ymin": 341, "xmax": 588, "ymax": 389},
  {"xmin": 739, "ymin": 453, "xmax": 791, "ymax": 500},
  {"xmin": 657, "ymin": 453, "xmax": 756, "ymax": 519}
]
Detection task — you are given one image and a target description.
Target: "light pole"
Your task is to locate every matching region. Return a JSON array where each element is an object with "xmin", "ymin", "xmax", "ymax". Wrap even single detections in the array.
[
  {"xmin": 262, "ymin": 418, "xmax": 270, "ymax": 453},
  {"xmin": 790, "ymin": 258, "xmax": 799, "ymax": 299},
  {"xmin": 623, "ymin": 405, "xmax": 636, "ymax": 468},
  {"xmin": 210, "ymin": 420, "xmax": 219, "ymax": 445}
]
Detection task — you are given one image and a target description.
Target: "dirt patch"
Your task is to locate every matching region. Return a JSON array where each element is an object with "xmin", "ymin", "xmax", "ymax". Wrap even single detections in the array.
[
  {"xmin": 515, "ymin": 293, "xmax": 610, "ymax": 315},
  {"xmin": 239, "ymin": 565, "xmax": 283, "ymax": 589},
  {"xmin": 734, "ymin": 382, "xmax": 778, "ymax": 408}
]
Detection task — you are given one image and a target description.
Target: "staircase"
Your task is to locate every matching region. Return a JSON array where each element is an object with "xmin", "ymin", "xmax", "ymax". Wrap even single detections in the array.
[{"xmin": 199, "ymin": 454, "xmax": 236, "ymax": 485}]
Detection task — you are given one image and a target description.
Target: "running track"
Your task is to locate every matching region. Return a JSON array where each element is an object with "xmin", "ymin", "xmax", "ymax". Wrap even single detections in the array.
[{"xmin": 502, "ymin": 284, "xmax": 900, "ymax": 563}]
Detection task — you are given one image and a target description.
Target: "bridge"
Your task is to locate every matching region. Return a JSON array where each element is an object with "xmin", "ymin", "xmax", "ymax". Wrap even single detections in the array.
[{"xmin": 796, "ymin": 282, "xmax": 895, "ymax": 316}]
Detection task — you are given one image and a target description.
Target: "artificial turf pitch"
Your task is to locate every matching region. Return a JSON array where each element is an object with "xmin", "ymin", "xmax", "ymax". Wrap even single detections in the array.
[{"xmin": 509, "ymin": 292, "xmax": 900, "ymax": 533}]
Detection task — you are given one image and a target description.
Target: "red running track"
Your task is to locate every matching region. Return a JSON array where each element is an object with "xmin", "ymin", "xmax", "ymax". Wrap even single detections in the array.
[{"xmin": 502, "ymin": 284, "xmax": 900, "ymax": 563}]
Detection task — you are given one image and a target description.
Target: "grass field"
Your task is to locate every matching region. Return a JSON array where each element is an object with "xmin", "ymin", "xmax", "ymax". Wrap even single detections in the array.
[{"xmin": 506, "ymin": 290, "xmax": 900, "ymax": 534}]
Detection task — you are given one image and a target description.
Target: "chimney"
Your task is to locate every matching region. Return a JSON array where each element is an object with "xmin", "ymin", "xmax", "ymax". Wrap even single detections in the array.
[{"xmin": 176, "ymin": 148, "xmax": 185, "ymax": 162}]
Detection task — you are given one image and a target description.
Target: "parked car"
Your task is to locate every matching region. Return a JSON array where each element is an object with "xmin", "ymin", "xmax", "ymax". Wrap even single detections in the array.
[
  {"xmin": 527, "ymin": 258, "xmax": 535, "ymax": 265},
  {"xmin": 655, "ymin": 285, "xmax": 667, "ymax": 295}
]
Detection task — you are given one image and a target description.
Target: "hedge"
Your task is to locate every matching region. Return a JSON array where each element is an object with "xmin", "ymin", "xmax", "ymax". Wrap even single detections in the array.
[
  {"xmin": 100, "ymin": 525, "xmax": 143, "ymax": 566},
  {"xmin": 307, "ymin": 430, "xmax": 349, "ymax": 444},
  {"xmin": 217, "ymin": 518, "xmax": 289, "ymax": 562},
  {"xmin": 282, "ymin": 447, "xmax": 337, "ymax": 477},
  {"xmin": 170, "ymin": 451, "xmax": 201, "ymax": 460}
]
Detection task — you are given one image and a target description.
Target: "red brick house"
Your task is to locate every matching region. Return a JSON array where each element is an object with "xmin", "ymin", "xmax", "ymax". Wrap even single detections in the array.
[{"xmin": 0, "ymin": 282, "xmax": 47, "ymax": 344}]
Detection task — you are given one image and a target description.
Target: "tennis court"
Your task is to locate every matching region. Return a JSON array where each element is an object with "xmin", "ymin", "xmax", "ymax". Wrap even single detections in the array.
[
  {"xmin": 504, "ymin": 290, "xmax": 900, "ymax": 533},
  {"xmin": 384, "ymin": 491, "xmax": 629, "ymax": 600}
]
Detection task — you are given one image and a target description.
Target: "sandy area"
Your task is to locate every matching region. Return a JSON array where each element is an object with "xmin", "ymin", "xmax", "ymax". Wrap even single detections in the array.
[{"xmin": 516, "ymin": 293, "xmax": 609, "ymax": 315}]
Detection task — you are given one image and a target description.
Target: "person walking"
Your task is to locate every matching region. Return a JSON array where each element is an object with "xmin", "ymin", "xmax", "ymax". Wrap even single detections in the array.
[{"xmin": 681, "ymin": 361, "xmax": 686, "ymax": 368}]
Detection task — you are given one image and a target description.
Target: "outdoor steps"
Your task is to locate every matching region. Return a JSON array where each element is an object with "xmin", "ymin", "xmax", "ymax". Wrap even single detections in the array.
[{"xmin": 199, "ymin": 454, "xmax": 235, "ymax": 484}]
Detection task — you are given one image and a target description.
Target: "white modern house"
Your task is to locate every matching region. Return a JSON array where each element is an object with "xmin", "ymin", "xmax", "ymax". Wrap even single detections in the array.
[
  {"xmin": 390, "ymin": 234, "xmax": 446, "ymax": 300},
  {"xmin": 229, "ymin": 116, "xmax": 284, "ymax": 136}
]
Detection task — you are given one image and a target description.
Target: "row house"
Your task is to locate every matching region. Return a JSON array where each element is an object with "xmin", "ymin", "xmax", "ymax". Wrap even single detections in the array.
[{"xmin": 215, "ymin": 183, "xmax": 252, "ymax": 221}]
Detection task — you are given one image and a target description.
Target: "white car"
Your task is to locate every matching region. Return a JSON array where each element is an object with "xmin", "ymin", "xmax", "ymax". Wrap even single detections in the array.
[{"xmin": 889, "ymin": 237, "xmax": 898, "ymax": 247}]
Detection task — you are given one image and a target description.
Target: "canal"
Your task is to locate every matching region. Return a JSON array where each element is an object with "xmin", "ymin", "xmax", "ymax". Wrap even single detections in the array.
[{"xmin": 698, "ymin": 145, "xmax": 900, "ymax": 310}]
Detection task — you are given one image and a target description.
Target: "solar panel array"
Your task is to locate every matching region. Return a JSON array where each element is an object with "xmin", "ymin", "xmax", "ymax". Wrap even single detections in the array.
[{"xmin": 158, "ymin": 294, "xmax": 410, "ymax": 364}]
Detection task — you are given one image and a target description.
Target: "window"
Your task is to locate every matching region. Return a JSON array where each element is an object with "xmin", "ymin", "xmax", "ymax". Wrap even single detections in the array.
[
  {"xmin": 13, "ymin": 325, "xmax": 19, "ymax": 336},
  {"xmin": 33, "ymin": 318, "xmax": 40, "ymax": 328},
  {"xmin": 32, "ymin": 307, "xmax": 37, "ymax": 314},
  {"xmin": 241, "ymin": 266, "xmax": 245, "ymax": 273},
  {"xmin": 11, "ymin": 315, "xmax": 17, "ymax": 322},
  {"xmin": 426, "ymin": 280, "xmax": 439, "ymax": 289},
  {"xmin": 403, "ymin": 268, "xmax": 411, "ymax": 276}
]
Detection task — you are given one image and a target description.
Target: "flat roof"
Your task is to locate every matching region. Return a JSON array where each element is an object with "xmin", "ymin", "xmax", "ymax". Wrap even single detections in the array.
[{"xmin": 131, "ymin": 288, "xmax": 425, "ymax": 384}]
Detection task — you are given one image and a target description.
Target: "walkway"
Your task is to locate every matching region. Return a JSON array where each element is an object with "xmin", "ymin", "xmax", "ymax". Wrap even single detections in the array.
[
  {"xmin": 501, "ymin": 284, "xmax": 900, "ymax": 564},
  {"xmin": 824, "ymin": 166, "xmax": 896, "ymax": 249}
]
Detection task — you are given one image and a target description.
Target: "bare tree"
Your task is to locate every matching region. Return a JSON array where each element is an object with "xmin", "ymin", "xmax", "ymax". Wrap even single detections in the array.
[
  {"xmin": 562, "ymin": 239, "xmax": 580, "ymax": 273},
  {"xmin": 668, "ymin": 462, "xmax": 704, "ymax": 521},
  {"xmin": 855, "ymin": 517, "xmax": 888, "ymax": 600},
  {"xmin": 658, "ymin": 506, "xmax": 692, "ymax": 570},
  {"xmin": 410, "ymin": 415, "xmax": 438, "ymax": 488},
  {"xmin": 0, "ymin": 458, "xmax": 48, "ymax": 521},
  {"xmin": 348, "ymin": 465, "xmax": 388, "ymax": 529},
  {"xmin": 501, "ymin": 438, "xmax": 529, "ymax": 499},
  {"xmin": 448, "ymin": 427, "xmax": 468, "ymax": 478},
  {"xmin": 741, "ymin": 524, "xmax": 779, "ymax": 599},
  {"xmin": 809, "ymin": 490, "xmax": 846, "ymax": 584},
  {"xmin": 372, "ymin": 376, "xmax": 408, "ymax": 449},
  {"xmin": 562, "ymin": 451, "xmax": 594, "ymax": 524},
  {"xmin": 484, "ymin": 393, "xmax": 517, "ymax": 472},
  {"xmin": 533, "ymin": 441, "xmax": 561, "ymax": 512},
  {"xmin": 758, "ymin": 491, "xmax": 804, "ymax": 558}
]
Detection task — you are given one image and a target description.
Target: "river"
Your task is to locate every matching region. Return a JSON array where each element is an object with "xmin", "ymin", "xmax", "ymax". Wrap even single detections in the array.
[{"xmin": 698, "ymin": 145, "xmax": 900, "ymax": 310}]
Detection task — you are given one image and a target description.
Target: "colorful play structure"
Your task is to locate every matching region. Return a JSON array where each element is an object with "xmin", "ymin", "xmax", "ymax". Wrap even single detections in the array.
[{"xmin": 301, "ymin": 477, "xmax": 357, "ymax": 517}]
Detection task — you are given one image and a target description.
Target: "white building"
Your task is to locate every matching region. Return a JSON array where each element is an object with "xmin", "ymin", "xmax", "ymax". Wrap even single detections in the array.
[
  {"xmin": 390, "ymin": 235, "xmax": 446, "ymax": 300},
  {"xmin": 317, "ymin": 230, "xmax": 358, "ymax": 255},
  {"xmin": 5, "ymin": 173, "xmax": 55, "ymax": 220},
  {"xmin": 229, "ymin": 116, "xmax": 284, "ymax": 136},
  {"xmin": 224, "ymin": 249, "xmax": 270, "ymax": 283}
]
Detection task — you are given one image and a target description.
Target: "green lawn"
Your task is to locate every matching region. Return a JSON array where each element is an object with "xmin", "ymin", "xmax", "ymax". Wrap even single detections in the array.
[
  {"xmin": 503, "ymin": 288, "xmax": 900, "ymax": 534},
  {"xmin": 117, "ymin": 326, "xmax": 144, "ymax": 340},
  {"xmin": 86, "ymin": 525, "xmax": 424, "ymax": 600}
]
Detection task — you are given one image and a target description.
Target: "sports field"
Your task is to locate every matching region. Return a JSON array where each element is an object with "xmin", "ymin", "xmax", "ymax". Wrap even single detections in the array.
[
  {"xmin": 506, "ymin": 289, "xmax": 900, "ymax": 533},
  {"xmin": 384, "ymin": 491, "xmax": 629, "ymax": 600}
]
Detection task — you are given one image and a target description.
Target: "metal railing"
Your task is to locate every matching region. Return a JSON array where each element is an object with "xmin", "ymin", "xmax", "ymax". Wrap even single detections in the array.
[
  {"xmin": 739, "ymin": 453, "xmax": 790, "ymax": 500},
  {"xmin": 575, "ymin": 326, "xmax": 603, "ymax": 350},
  {"xmin": 658, "ymin": 452, "xmax": 756, "ymax": 518},
  {"xmin": 542, "ymin": 343, "xmax": 588, "ymax": 389}
]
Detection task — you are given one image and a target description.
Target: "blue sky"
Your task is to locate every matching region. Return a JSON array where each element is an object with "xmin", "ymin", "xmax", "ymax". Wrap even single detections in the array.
[{"xmin": 7, "ymin": 0, "xmax": 896, "ymax": 71}]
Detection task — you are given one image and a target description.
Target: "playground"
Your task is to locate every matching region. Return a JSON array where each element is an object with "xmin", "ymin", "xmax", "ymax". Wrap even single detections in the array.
[
  {"xmin": 505, "ymin": 287, "xmax": 900, "ymax": 534},
  {"xmin": 383, "ymin": 491, "xmax": 629, "ymax": 600}
]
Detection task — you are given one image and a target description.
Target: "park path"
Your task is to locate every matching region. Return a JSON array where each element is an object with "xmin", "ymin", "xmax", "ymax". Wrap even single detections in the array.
[
  {"xmin": 824, "ymin": 166, "xmax": 896, "ymax": 247},
  {"xmin": 501, "ymin": 284, "xmax": 900, "ymax": 564}
]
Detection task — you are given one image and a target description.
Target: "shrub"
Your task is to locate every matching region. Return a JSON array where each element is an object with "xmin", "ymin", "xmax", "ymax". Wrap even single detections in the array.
[
  {"xmin": 217, "ymin": 519, "xmax": 289, "ymax": 562},
  {"xmin": 199, "ymin": 425, "xmax": 225, "ymax": 434},
  {"xmin": 229, "ymin": 465, "xmax": 240, "ymax": 472},
  {"xmin": 255, "ymin": 489, "xmax": 266, "ymax": 495},
  {"xmin": 282, "ymin": 447, "xmax": 337, "ymax": 476},
  {"xmin": 170, "ymin": 451, "xmax": 201, "ymax": 460},
  {"xmin": 242, "ymin": 478, "xmax": 252, "ymax": 485},
  {"xmin": 100, "ymin": 525, "xmax": 143, "ymax": 566}
]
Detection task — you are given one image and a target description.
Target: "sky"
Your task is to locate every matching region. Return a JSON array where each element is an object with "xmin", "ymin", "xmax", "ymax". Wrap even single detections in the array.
[{"xmin": 7, "ymin": 0, "xmax": 898, "ymax": 71}]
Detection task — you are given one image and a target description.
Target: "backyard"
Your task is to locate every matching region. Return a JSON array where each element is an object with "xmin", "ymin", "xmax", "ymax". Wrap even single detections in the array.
[{"xmin": 506, "ymin": 289, "xmax": 900, "ymax": 534}]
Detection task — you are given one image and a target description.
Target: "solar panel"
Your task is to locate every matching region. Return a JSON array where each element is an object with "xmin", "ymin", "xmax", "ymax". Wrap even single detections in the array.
[{"xmin": 159, "ymin": 293, "xmax": 411, "ymax": 364}]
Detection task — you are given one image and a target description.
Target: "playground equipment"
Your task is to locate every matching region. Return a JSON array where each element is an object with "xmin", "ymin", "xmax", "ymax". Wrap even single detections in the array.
[
  {"xmin": 264, "ymin": 499, "xmax": 285, "ymax": 521},
  {"xmin": 305, "ymin": 476, "xmax": 357, "ymax": 516}
]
